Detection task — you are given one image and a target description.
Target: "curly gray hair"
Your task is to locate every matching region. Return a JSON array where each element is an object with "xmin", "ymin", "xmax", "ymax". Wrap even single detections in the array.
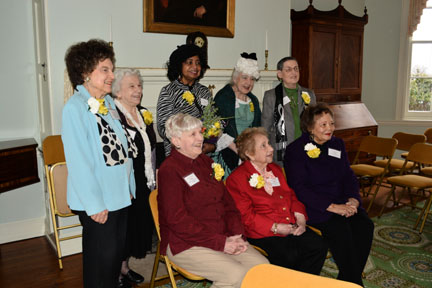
[
  {"xmin": 165, "ymin": 113, "xmax": 202, "ymax": 140},
  {"xmin": 112, "ymin": 68, "xmax": 143, "ymax": 98}
]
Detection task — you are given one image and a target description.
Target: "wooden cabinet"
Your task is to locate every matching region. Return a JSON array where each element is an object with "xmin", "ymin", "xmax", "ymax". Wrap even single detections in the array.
[
  {"xmin": 0, "ymin": 138, "xmax": 39, "ymax": 193},
  {"xmin": 291, "ymin": 1, "xmax": 376, "ymax": 163},
  {"xmin": 291, "ymin": 2, "xmax": 368, "ymax": 103}
]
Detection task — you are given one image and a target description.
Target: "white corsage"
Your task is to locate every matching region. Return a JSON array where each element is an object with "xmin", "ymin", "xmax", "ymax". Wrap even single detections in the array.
[
  {"xmin": 249, "ymin": 173, "xmax": 265, "ymax": 189},
  {"xmin": 88, "ymin": 97, "xmax": 100, "ymax": 114}
]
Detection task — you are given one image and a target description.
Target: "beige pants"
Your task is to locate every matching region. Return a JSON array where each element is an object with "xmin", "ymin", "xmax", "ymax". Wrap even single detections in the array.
[{"xmin": 167, "ymin": 245, "xmax": 269, "ymax": 288}]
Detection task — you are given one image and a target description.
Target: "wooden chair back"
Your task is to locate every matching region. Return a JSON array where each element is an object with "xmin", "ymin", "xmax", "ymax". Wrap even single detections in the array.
[
  {"xmin": 393, "ymin": 132, "xmax": 426, "ymax": 152},
  {"xmin": 424, "ymin": 128, "xmax": 432, "ymax": 144},
  {"xmin": 353, "ymin": 135, "xmax": 397, "ymax": 164},
  {"xmin": 405, "ymin": 143, "xmax": 432, "ymax": 166},
  {"xmin": 42, "ymin": 135, "xmax": 65, "ymax": 165}
]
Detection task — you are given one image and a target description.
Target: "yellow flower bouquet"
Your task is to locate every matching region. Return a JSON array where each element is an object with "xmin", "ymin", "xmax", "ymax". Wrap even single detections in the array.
[{"xmin": 201, "ymin": 99, "xmax": 224, "ymax": 142}]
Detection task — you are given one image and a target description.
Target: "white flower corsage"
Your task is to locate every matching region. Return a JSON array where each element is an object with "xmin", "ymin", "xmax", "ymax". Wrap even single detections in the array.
[{"xmin": 88, "ymin": 97, "xmax": 100, "ymax": 114}]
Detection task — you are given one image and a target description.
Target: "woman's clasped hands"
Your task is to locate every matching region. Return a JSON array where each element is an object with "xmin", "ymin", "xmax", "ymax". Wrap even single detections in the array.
[
  {"xmin": 327, "ymin": 198, "xmax": 359, "ymax": 218},
  {"xmin": 224, "ymin": 234, "xmax": 249, "ymax": 255}
]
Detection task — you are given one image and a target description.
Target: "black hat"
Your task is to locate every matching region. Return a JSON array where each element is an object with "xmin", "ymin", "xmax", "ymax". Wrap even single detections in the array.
[{"xmin": 169, "ymin": 44, "xmax": 202, "ymax": 66}]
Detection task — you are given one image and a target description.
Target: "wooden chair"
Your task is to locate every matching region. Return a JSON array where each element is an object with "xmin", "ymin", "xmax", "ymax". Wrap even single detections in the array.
[
  {"xmin": 424, "ymin": 128, "xmax": 432, "ymax": 144},
  {"xmin": 149, "ymin": 189, "xmax": 207, "ymax": 288},
  {"xmin": 378, "ymin": 143, "xmax": 432, "ymax": 233},
  {"xmin": 350, "ymin": 136, "xmax": 398, "ymax": 213},
  {"xmin": 241, "ymin": 264, "xmax": 362, "ymax": 288},
  {"xmin": 374, "ymin": 132, "xmax": 426, "ymax": 170},
  {"xmin": 42, "ymin": 135, "xmax": 81, "ymax": 269}
]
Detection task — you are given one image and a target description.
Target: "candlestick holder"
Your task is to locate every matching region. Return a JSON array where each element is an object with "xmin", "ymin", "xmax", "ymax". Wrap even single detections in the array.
[
  {"xmin": 109, "ymin": 41, "xmax": 113, "ymax": 47},
  {"xmin": 264, "ymin": 49, "xmax": 269, "ymax": 71}
]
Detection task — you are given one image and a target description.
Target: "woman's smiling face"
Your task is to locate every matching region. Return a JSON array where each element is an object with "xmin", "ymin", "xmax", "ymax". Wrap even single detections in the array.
[{"xmin": 310, "ymin": 112, "xmax": 335, "ymax": 145}]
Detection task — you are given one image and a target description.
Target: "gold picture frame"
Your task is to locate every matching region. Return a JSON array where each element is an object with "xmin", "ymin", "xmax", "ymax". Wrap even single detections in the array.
[{"xmin": 143, "ymin": 0, "xmax": 235, "ymax": 38}]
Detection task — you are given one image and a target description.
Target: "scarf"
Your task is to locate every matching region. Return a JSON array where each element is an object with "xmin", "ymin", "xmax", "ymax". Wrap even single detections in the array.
[
  {"xmin": 273, "ymin": 83, "xmax": 288, "ymax": 161},
  {"xmin": 114, "ymin": 99, "xmax": 156, "ymax": 189}
]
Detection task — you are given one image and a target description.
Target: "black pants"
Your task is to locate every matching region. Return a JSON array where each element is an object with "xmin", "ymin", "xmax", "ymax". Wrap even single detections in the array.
[
  {"xmin": 248, "ymin": 228, "xmax": 328, "ymax": 275},
  {"xmin": 77, "ymin": 208, "xmax": 128, "ymax": 288},
  {"xmin": 312, "ymin": 210, "xmax": 374, "ymax": 286}
]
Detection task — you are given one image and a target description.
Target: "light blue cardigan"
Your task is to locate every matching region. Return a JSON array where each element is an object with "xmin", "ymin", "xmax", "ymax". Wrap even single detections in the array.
[{"xmin": 61, "ymin": 85, "xmax": 135, "ymax": 215}]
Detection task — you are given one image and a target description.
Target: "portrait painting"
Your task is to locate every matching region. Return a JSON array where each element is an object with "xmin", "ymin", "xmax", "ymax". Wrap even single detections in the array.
[{"xmin": 143, "ymin": 0, "xmax": 235, "ymax": 38}]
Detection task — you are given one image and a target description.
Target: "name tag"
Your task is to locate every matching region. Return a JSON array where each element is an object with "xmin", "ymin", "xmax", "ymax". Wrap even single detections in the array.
[
  {"xmin": 200, "ymin": 98, "xmax": 209, "ymax": 106},
  {"xmin": 184, "ymin": 173, "xmax": 200, "ymax": 187},
  {"xmin": 269, "ymin": 177, "xmax": 280, "ymax": 187},
  {"xmin": 328, "ymin": 148, "xmax": 341, "ymax": 159},
  {"xmin": 283, "ymin": 96, "xmax": 291, "ymax": 106},
  {"xmin": 109, "ymin": 108, "xmax": 120, "ymax": 120},
  {"xmin": 126, "ymin": 128, "xmax": 136, "ymax": 139}
]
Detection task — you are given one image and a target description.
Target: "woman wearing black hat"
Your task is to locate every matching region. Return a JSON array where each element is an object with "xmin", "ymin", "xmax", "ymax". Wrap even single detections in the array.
[{"xmin": 157, "ymin": 44, "xmax": 213, "ymax": 156}]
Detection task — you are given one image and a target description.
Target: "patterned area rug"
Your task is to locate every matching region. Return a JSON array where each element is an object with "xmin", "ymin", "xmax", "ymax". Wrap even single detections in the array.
[{"xmin": 157, "ymin": 207, "xmax": 432, "ymax": 288}]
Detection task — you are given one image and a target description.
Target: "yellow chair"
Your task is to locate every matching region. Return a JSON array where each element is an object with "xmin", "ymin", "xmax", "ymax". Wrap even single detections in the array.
[
  {"xmin": 42, "ymin": 135, "xmax": 81, "ymax": 269},
  {"xmin": 424, "ymin": 128, "xmax": 432, "ymax": 144},
  {"xmin": 374, "ymin": 132, "xmax": 425, "ymax": 170},
  {"xmin": 350, "ymin": 136, "xmax": 398, "ymax": 212},
  {"xmin": 149, "ymin": 189, "xmax": 207, "ymax": 288},
  {"xmin": 241, "ymin": 264, "xmax": 362, "ymax": 288},
  {"xmin": 378, "ymin": 143, "xmax": 432, "ymax": 233}
]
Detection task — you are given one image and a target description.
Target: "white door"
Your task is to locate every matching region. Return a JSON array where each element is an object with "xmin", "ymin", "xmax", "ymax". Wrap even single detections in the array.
[{"xmin": 32, "ymin": 0, "xmax": 52, "ymax": 141}]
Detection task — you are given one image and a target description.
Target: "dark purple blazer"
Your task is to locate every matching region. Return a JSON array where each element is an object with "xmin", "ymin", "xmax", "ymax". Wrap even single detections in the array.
[{"xmin": 283, "ymin": 133, "xmax": 362, "ymax": 224}]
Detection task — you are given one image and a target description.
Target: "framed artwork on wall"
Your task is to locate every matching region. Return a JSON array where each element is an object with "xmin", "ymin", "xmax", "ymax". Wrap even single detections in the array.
[{"xmin": 143, "ymin": 0, "xmax": 235, "ymax": 38}]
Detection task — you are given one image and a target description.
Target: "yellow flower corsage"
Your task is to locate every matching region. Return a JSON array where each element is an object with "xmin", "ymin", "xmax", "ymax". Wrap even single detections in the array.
[
  {"xmin": 249, "ymin": 173, "xmax": 265, "ymax": 189},
  {"xmin": 249, "ymin": 102, "xmax": 254, "ymax": 112},
  {"xmin": 301, "ymin": 92, "xmax": 311, "ymax": 105},
  {"xmin": 304, "ymin": 143, "xmax": 321, "ymax": 158},
  {"xmin": 182, "ymin": 91, "xmax": 195, "ymax": 105},
  {"xmin": 212, "ymin": 163, "xmax": 224, "ymax": 181},
  {"xmin": 141, "ymin": 109, "xmax": 153, "ymax": 125}
]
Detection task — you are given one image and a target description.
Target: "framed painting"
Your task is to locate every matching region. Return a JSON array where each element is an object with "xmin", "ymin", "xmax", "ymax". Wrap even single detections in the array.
[{"xmin": 143, "ymin": 0, "xmax": 235, "ymax": 38}]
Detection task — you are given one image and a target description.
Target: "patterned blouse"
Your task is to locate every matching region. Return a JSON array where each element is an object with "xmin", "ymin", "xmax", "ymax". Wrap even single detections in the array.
[{"xmin": 156, "ymin": 79, "xmax": 211, "ymax": 156}]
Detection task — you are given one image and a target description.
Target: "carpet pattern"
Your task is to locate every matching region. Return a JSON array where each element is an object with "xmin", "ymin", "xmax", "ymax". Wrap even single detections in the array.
[{"xmin": 155, "ymin": 207, "xmax": 431, "ymax": 288}]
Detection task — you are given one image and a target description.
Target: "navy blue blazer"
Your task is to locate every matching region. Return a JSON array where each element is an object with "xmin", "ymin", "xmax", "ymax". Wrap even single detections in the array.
[{"xmin": 283, "ymin": 133, "xmax": 362, "ymax": 224}]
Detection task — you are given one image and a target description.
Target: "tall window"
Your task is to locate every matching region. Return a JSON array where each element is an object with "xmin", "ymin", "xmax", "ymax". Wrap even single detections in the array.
[{"xmin": 408, "ymin": 1, "xmax": 432, "ymax": 118}]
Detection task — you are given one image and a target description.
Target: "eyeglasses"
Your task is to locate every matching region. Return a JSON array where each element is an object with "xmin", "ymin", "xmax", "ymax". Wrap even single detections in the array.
[{"xmin": 282, "ymin": 66, "xmax": 300, "ymax": 73}]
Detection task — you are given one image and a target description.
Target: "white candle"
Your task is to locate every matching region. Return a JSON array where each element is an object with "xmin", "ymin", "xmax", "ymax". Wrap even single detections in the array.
[
  {"xmin": 109, "ymin": 15, "xmax": 112, "ymax": 42},
  {"xmin": 265, "ymin": 30, "xmax": 268, "ymax": 50}
]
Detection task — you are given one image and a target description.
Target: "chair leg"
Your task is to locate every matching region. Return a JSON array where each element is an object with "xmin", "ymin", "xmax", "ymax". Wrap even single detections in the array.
[
  {"xmin": 416, "ymin": 193, "xmax": 432, "ymax": 234},
  {"xmin": 164, "ymin": 256, "xmax": 178, "ymax": 288},
  {"xmin": 378, "ymin": 185, "xmax": 397, "ymax": 217},
  {"xmin": 149, "ymin": 242, "xmax": 161, "ymax": 288},
  {"xmin": 366, "ymin": 177, "xmax": 381, "ymax": 213}
]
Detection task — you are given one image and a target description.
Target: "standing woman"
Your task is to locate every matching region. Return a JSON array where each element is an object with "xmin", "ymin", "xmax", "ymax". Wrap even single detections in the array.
[
  {"xmin": 213, "ymin": 53, "xmax": 261, "ymax": 178},
  {"xmin": 62, "ymin": 39, "xmax": 136, "ymax": 288},
  {"xmin": 112, "ymin": 69, "xmax": 157, "ymax": 287},
  {"xmin": 284, "ymin": 103, "xmax": 374, "ymax": 286},
  {"xmin": 157, "ymin": 44, "xmax": 214, "ymax": 156},
  {"xmin": 261, "ymin": 57, "xmax": 316, "ymax": 167}
]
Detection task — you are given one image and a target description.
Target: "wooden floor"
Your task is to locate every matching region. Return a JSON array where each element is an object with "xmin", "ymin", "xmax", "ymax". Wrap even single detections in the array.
[{"xmin": 0, "ymin": 185, "xmax": 421, "ymax": 288}]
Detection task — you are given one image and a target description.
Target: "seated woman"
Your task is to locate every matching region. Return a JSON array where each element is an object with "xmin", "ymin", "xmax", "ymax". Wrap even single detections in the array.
[
  {"xmin": 284, "ymin": 103, "xmax": 374, "ymax": 286},
  {"xmin": 213, "ymin": 52, "xmax": 262, "ymax": 178},
  {"xmin": 158, "ymin": 113, "xmax": 268, "ymax": 288},
  {"xmin": 226, "ymin": 127, "xmax": 327, "ymax": 275}
]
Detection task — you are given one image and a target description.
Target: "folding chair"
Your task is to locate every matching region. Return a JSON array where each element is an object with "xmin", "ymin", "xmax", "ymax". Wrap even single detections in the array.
[
  {"xmin": 350, "ymin": 136, "xmax": 398, "ymax": 213},
  {"xmin": 241, "ymin": 264, "xmax": 362, "ymax": 288},
  {"xmin": 424, "ymin": 128, "xmax": 432, "ymax": 144},
  {"xmin": 378, "ymin": 143, "xmax": 432, "ymax": 233},
  {"xmin": 149, "ymin": 189, "xmax": 207, "ymax": 288},
  {"xmin": 42, "ymin": 135, "xmax": 81, "ymax": 269},
  {"xmin": 374, "ymin": 132, "xmax": 425, "ymax": 171}
]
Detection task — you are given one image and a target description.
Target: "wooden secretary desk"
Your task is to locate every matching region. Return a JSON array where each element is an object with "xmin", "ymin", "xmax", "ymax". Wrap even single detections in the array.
[{"xmin": 291, "ymin": 0, "xmax": 377, "ymax": 163}]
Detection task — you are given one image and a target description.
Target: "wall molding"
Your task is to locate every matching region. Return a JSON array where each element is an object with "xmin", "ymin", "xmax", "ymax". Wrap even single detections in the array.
[{"xmin": 377, "ymin": 120, "xmax": 432, "ymax": 127}]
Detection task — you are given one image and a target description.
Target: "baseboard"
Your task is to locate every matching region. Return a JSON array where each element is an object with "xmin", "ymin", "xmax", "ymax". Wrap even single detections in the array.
[
  {"xmin": 45, "ymin": 232, "xmax": 82, "ymax": 257},
  {"xmin": 0, "ymin": 217, "xmax": 45, "ymax": 244}
]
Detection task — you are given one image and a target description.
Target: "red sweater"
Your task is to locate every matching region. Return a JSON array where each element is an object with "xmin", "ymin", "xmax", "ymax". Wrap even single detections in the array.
[
  {"xmin": 226, "ymin": 161, "xmax": 307, "ymax": 239},
  {"xmin": 158, "ymin": 149, "xmax": 244, "ymax": 255}
]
